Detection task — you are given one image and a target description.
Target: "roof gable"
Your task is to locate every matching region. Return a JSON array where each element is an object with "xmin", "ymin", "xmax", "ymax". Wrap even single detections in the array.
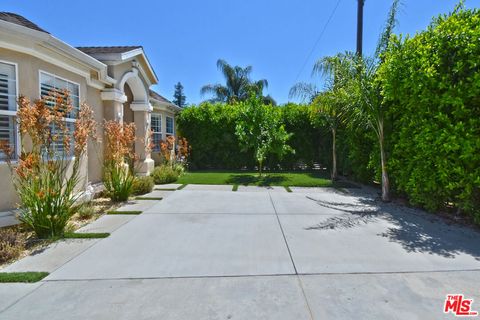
[{"xmin": 0, "ymin": 12, "xmax": 49, "ymax": 33}]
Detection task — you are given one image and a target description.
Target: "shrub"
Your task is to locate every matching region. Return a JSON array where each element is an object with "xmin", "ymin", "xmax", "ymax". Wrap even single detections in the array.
[
  {"xmin": 103, "ymin": 121, "xmax": 137, "ymax": 202},
  {"xmin": 151, "ymin": 165, "xmax": 179, "ymax": 184},
  {"xmin": 76, "ymin": 202, "xmax": 95, "ymax": 220},
  {"xmin": 172, "ymin": 162, "xmax": 185, "ymax": 176},
  {"xmin": 104, "ymin": 163, "xmax": 135, "ymax": 202},
  {"xmin": 379, "ymin": 5, "xmax": 480, "ymax": 220},
  {"xmin": 0, "ymin": 92, "xmax": 97, "ymax": 238},
  {"xmin": 132, "ymin": 176, "xmax": 154, "ymax": 195},
  {"xmin": 0, "ymin": 228, "xmax": 25, "ymax": 264}
]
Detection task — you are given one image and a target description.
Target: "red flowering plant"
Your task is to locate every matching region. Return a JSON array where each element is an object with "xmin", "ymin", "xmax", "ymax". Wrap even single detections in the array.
[
  {"xmin": 102, "ymin": 120, "xmax": 137, "ymax": 202},
  {"xmin": 150, "ymin": 135, "xmax": 189, "ymax": 184},
  {"xmin": 0, "ymin": 91, "xmax": 97, "ymax": 238}
]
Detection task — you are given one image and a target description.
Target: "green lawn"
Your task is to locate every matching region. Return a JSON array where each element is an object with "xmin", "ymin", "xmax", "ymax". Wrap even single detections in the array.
[
  {"xmin": 0, "ymin": 272, "xmax": 49, "ymax": 283},
  {"xmin": 176, "ymin": 171, "xmax": 352, "ymax": 187}
]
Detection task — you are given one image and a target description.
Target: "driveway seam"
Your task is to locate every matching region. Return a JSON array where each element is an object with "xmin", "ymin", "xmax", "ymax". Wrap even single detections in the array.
[
  {"xmin": 270, "ymin": 192, "xmax": 315, "ymax": 319},
  {"xmin": 268, "ymin": 192, "xmax": 298, "ymax": 274},
  {"xmin": 0, "ymin": 282, "xmax": 46, "ymax": 314},
  {"xmin": 41, "ymin": 268, "xmax": 480, "ymax": 282}
]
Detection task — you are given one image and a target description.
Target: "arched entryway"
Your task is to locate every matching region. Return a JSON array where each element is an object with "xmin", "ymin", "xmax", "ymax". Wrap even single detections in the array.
[{"xmin": 116, "ymin": 68, "xmax": 154, "ymax": 175}]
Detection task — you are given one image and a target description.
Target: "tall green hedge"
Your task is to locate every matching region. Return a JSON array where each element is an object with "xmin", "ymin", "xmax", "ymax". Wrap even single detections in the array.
[
  {"xmin": 380, "ymin": 6, "xmax": 480, "ymax": 220},
  {"xmin": 176, "ymin": 103, "xmax": 329, "ymax": 170}
]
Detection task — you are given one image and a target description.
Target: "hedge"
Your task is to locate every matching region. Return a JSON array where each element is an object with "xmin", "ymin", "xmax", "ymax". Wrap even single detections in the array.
[
  {"xmin": 380, "ymin": 6, "xmax": 480, "ymax": 220},
  {"xmin": 176, "ymin": 103, "xmax": 329, "ymax": 170}
]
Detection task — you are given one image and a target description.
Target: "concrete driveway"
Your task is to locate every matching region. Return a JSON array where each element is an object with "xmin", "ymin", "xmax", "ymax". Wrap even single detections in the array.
[{"xmin": 1, "ymin": 186, "xmax": 479, "ymax": 319}]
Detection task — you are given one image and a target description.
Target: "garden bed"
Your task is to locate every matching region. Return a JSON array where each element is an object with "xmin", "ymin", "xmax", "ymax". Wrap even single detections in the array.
[{"xmin": 0, "ymin": 197, "xmax": 120, "ymax": 268}]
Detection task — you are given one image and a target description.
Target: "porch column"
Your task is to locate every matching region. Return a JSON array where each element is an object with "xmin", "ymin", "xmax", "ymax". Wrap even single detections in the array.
[
  {"xmin": 101, "ymin": 89, "xmax": 127, "ymax": 122},
  {"xmin": 131, "ymin": 102, "xmax": 155, "ymax": 176}
]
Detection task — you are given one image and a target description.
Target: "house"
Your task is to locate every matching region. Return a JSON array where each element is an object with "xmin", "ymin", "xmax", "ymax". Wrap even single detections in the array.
[{"xmin": 0, "ymin": 12, "xmax": 182, "ymax": 211}]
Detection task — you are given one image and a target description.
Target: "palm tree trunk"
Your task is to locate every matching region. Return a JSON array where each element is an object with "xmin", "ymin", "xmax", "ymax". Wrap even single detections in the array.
[
  {"xmin": 378, "ymin": 121, "xmax": 390, "ymax": 201},
  {"xmin": 331, "ymin": 128, "xmax": 338, "ymax": 180}
]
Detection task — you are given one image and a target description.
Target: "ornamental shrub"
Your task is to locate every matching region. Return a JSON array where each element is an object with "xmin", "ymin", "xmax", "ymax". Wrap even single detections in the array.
[
  {"xmin": 379, "ymin": 5, "xmax": 480, "ymax": 220},
  {"xmin": 0, "ymin": 92, "xmax": 97, "ymax": 238},
  {"xmin": 151, "ymin": 165, "xmax": 179, "ymax": 184},
  {"xmin": 103, "ymin": 121, "xmax": 136, "ymax": 202},
  {"xmin": 132, "ymin": 176, "xmax": 154, "ymax": 195}
]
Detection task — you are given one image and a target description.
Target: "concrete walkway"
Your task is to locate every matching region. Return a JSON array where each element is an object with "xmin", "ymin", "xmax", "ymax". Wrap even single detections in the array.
[{"xmin": 1, "ymin": 185, "xmax": 479, "ymax": 319}]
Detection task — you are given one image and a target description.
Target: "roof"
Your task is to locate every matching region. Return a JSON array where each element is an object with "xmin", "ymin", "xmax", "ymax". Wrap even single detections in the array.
[
  {"xmin": 76, "ymin": 46, "xmax": 142, "ymax": 55},
  {"xmin": 0, "ymin": 12, "xmax": 49, "ymax": 33},
  {"xmin": 149, "ymin": 89, "xmax": 174, "ymax": 105}
]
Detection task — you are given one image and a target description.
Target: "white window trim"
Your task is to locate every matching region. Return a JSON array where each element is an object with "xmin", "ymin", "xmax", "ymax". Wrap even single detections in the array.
[
  {"xmin": 151, "ymin": 113, "xmax": 162, "ymax": 151},
  {"xmin": 38, "ymin": 70, "xmax": 81, "ymax": 159},
  {"xmin": 166, "ymin": 116, "xmax": 175, "ymax": 135},
  {"xmin": 0, "ymin": 60, "xmax": 19, "ymax": 163}
]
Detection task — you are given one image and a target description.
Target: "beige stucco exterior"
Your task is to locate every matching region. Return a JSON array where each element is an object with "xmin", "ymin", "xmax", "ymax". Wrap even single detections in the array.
[{"xmin": 0, "ymin": 16, "xmax": 181, "ymax": 211}]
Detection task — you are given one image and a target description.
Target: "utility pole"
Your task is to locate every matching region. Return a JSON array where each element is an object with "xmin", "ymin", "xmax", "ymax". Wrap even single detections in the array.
[{"xmin": 357, "ymin": 0, "xmax": 364, "ymax": 56}]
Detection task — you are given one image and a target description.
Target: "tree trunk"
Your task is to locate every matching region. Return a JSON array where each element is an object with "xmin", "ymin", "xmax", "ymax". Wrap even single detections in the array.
[
  {"xmin": 331, "ymin": 128, "xmax": 338, "ymax": 181},
  {"xmin": 379, "ymin": 122, "xmax": 390, "ymax": 202},
  {"xmin": 258, "ymin": 160, "xmax": 263, "ymax": 176}
]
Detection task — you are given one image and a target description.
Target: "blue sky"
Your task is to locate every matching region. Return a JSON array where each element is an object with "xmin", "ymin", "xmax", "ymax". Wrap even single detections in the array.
[{"xmin": 2, "ymin": 0, "xmax": 479, "ymax": 104}]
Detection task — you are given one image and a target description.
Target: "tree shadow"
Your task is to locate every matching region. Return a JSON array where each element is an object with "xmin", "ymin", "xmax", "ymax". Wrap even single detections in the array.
[
  {"xmin": 226, "ymin": 174, "xmax": 287, "ymax": 186},
  {"xmin": 305, "ymin": 189, "xmax": 480, "ymax": 260}
]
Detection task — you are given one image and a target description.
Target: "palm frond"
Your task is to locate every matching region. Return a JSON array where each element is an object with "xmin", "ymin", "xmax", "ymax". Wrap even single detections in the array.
[
  {"xmin": 375, "ymin": 0, "xmax": 401, "ymax": 58},
  {"xmin": 289, "ymin": 82, "xmax": 319, "ymax": 102}
]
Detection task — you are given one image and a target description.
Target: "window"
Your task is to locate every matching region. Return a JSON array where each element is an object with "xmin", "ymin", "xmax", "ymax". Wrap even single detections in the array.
[
  {"xmin": 40, "ymin": 72, "xmax": 79, "ymax": 157},
  {"xmin": 0, "ymin": 62, "xmax": 17, "ymax": 161},
  {"xmin": 151, "ymin": 113, "xmax": 162, "ymax": 152},
  {"xmin": 166, "ymin": 116, "xmax": 174, "ymax": 135}
]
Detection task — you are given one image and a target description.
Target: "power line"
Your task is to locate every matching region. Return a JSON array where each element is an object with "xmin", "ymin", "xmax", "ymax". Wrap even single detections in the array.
[{"xmin": 294, "ymin": 0, "xmax": 342, "ymax": 82}]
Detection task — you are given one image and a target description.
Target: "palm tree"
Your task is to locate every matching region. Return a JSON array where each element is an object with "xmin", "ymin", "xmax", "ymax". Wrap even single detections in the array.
[
  {"xmin": 290, "ymin": 54, "xmax": 352, "ymax": 180},
  {"xmin": 201, "ymin": 59, "xmax": 273, "ymax": 104},
  {"xmin": 346, "ymin": 0, "xmax": 401, "ymax": 201}
]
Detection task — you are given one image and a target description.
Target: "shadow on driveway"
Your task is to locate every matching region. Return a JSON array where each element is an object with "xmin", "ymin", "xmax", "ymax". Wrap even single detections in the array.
[{"xmin": 305, "ymin": 189, "xmax": 480, "ymax": 260}]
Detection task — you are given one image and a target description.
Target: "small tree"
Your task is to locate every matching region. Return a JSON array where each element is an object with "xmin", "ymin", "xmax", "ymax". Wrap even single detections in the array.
[
  {"xmin": 311, "ymin": 54, "xmax": 352, "ymax": 180},
  {"xmin": 173, "ymin": 82, "xmax": 187, "ymax": 108},
  {"xmin": 235, "ymin": 95, "xmax": 293, "ymax": 175}
]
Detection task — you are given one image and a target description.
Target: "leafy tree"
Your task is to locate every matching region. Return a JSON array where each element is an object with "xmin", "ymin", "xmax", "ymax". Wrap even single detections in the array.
[
  {"xmin": 172, "ymin": 82, "xmax": 187, "ymax": 108},
  {"xmin": 235, "ymin": 95, "xmax": 293, "ymax": 175},
  {"xmin": 201, "ymin": 59, "xmax": 275, "ymax": 104}
]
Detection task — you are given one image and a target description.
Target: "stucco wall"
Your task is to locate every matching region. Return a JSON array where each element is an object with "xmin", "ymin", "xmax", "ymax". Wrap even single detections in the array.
[{"xmin": 0, "ymin": 48, "xmax": 101, "ymax": 211}]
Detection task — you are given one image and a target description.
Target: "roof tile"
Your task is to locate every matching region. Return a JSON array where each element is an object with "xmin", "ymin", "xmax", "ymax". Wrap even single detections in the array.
[{"xmin": 0, "ymin": 12, "xmax": 49, "ymax": 33}]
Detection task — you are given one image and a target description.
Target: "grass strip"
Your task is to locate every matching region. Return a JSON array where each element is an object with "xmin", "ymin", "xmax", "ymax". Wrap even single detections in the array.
[
  {"xmin": 177, "ymin": 184, "xmax": 187, "ymax": 190},
  {"xmin": 154, "ymin": 188, "xmax": 177, "ymax": 191},
  {"xmin": 0, "ymin": 272, "xmax": 49, "ymax": 283},
  {"xmin": 63, "ymin": 232, "xmax": 110, "ymax": 239},
  {"xmin": 284, "ymin": 186, "xmax": 292, "ymax": 193},
  {"xmin": 232, "ymin": 185, "xmax": 238, "ymax": 191},
  {"xmin": 106, "ymin": 210, "xmax": 142, "ymax": 215},
  {"xmin": 135, "ymin": 197, "xmax": 163, "ymax": 200}
]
